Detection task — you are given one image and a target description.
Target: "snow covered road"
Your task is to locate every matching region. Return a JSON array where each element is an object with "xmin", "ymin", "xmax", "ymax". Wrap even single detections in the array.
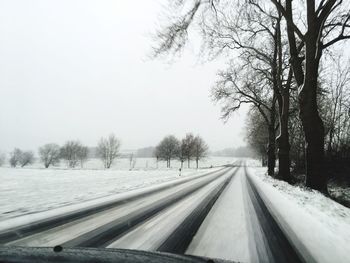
[
  {"xmin": 107, "ymin": 168, "xmax": 236, "ymax": 252},
  {"xmin": 186, "ymin": 166, "xmax": 250, "ymax": 262}
]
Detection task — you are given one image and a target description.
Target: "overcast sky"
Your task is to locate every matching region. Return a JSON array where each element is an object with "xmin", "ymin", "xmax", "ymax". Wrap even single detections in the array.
[{"xmin": 0, "ymin": 0, "xmax": 247, "ymax": 153}]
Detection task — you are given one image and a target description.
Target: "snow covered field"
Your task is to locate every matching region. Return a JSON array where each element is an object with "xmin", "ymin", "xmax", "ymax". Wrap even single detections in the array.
[
  {"xmin": 1, "ymin": 156, "xmax": 236, "ymax": 170},
  {"xmin": 0, "ymin": 157, "xmax": 238, "ymax": 221}
]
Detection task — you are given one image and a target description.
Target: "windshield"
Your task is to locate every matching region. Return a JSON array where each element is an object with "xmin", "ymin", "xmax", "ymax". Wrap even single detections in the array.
[{"xmin": 1, "ymin": 1, "xmax": 350, "ymax": 263}]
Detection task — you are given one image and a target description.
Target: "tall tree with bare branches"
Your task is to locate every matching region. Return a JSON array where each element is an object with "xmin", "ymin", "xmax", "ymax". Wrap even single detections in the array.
[
  {"xmin": 153, "ymin": 0, "xmax": 350, "ymax": 191},
  {"xmin": 269, "ymin": 0, "xmax": 350, "ymax": 191}
]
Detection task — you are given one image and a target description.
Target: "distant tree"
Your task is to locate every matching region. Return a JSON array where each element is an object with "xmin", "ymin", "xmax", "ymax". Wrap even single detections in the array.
[
  {"xmin": 60, "ymin": 141, "xmax": 86, "ymax": 168},
  {"xmin": 154, "ymin": 150, "xmax": 160, "ymax": 169},
  {"xmin": 178, "ymin": 140, "xmax": 186, "ymax": 169},
  {"xmin": 182, "ymin": 133, "xmax": 195, "ymax": 168},
  {"xmin": 136, "ymin": 147, "xmax": 155, "ymax": 158},
  {"xmin": 322, "ymin": 58, "xmax": 350, "ymax": 158},
  {"xmin": 77, "ymin": 145, "xmax": 89, "ymax": 168},
  {"xmin": 97, "ymin": 134, "xmax": 121, "ymax": 169},
  {"xmin": 38, "ymin": 143, "xmax": 61, "ymax": 168},
  {"xmin": 19, "ymin": 151, "xmax": 34, "ymax": 167},
  {"xmin": 132, "ymin": 158, "xmax": 137, "ymax": 169},
  {"xmin": 246, "ymin": 108, "xmax": 270, "ymax": 166},
  {"xmin": 0, "ymin": 153, "xmax": 6, "ymax": 166},
  {"xmin": 155, "ymin": 135, "xmax": 180, "ymax": 168},
  {"xmin": 193, "ymin": 136, "xmax": 209, "ymax": 169},
  {"xmin": 129, "ymin": 153, "xmax": 134, "ymax": 170},
  {"xmin": 9, "ymin": 148, "xmax": 22, "ymax": 167}
]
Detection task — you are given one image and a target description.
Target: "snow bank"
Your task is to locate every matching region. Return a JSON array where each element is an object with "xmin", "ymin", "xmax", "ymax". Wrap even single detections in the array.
[{"xmin": 248, "ymin": 167, "xmax": 350, "ymax": 263}]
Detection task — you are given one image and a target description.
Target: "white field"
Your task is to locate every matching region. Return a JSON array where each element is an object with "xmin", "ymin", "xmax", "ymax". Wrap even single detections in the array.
[
  {"xmin": 1, "ymin": 156, "xmax": 236, "ymax": 170},
  {"xmin": 0, "ymin": 156, "xmax": 238, "ymax": 221}
]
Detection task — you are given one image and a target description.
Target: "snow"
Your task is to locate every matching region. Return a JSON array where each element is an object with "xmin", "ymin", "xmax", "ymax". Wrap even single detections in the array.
[
  {"xmin": 107, "ymin": 168, "xmax": 234, "ymax": 250},
  {"xmin": 0, "ymin": 156, "xmax": 239, "ymax": 221},
  {"xmin": 0, "ymin": 167, "xmax": 221, "ymax": 221},
  {"xmin": 247, "ymin": 167, "xmax": 350, "ymax": 263},
  {"xmin": 186, "ymin": 168, "xmax": 250, "ymax": 262},
  {"xmin": 4, "ymin": 168, "xmax": 229, "ymax": 247},
  {"xmin": 3, "ymin": 158, "xmax": 346, "ymax": 263},
  {"xmin": 1, "ymin": 156, "xmax": 238, "ymax": 170}
]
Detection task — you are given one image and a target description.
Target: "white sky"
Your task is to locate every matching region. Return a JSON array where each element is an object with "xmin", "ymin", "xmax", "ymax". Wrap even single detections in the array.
[{"xmin": 0, "ymin": 0, "xmax": 247, "ymax": 153}]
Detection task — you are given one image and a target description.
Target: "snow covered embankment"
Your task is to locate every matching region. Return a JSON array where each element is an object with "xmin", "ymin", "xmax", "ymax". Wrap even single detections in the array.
[{"xmin": 247, "ymin": 167, "xmax": 350, "ymax": 263}]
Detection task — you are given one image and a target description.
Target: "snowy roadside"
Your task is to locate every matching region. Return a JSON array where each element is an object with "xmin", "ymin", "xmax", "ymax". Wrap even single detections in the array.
[
  {"xmin": 0, "ymin": 167, "xmax": 219, "ymax": 221},
  {"xmin": 247, "ymin": 167, "xmax": 350, "ymax": 263}
]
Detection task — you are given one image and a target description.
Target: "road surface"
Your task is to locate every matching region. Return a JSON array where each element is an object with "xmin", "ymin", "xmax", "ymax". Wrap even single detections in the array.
[{"xmin": 0, "ymin": 164, "xmax": 306, "ymax": 262}]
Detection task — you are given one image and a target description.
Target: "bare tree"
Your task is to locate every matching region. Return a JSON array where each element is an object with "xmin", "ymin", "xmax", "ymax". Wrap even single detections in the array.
[
  {"xmin": 154, "ymin": 1, "xmax": 282, "ymax": 177},
  {"xmin": 39, "ymin": 143, "xmax": 61, "ymax": 168},
  {"xmin": 269, "ymin": 0, "xmax": 350, "ymax": 191},
  {"xmin": 0, "ymin": 153, "xmax": 6, "ymax": 166},
  {"xmin": 213, "ymin": 63, "xmax": 278, "ymax": 175},
  {"xmin": 60, "ymin": 141, "xmax": 86, "ymax": 168},
  {"xmin": 323, "ymin": 58, "xmax": 350, "ymax": 157},
  {"xmin": 19, "ymin": 151, "xmax": 35, "ymax": 167},
  {"xmin": 132, "ymin": 158, "xmax": 137, "ymax": 169},
  {"xmin": 9, "ymin": 148, "xmax": 22, "ymax": 167},
  {"xmin": 154, "ymin": 150, "xmax": 160, "ymax": 169},
  {"xmin": 97, "ymin": 134, "xmax": 121, "ymax": 169},
  {"xmin": 178, "ymin": 140, "xmax": 187, "ymax": 169},
  {"xmin": 182, "ymin": 133, "xmax": 195, "ymax": 168},
  {"xmin": 129, "ymin": 153, "xmax": 134, "ymax": 170},
  {"xmin": 153, "ymin": 0, "xmax": 350, "ymax": 191},
  {"xmin": 197, "ymin": 1, "xmax": 293, "ymax": 179},
  {"xmin": 77, "ymin": 145, "xmax": 89, "ymax": 168},
  {"xmin": 246, "ymin": 108, "xmax": 270, "ymax": 166},
  {"xmin": 155, "ymin": 135, "xmax": 180, "ymax": 168},
  {"xmin": 193, "ymin": 136, "xmax": 209, "ymax": 169},
  {"xmin": 129, "ymin": 153, "xmax": 137, "ymax": 170}
]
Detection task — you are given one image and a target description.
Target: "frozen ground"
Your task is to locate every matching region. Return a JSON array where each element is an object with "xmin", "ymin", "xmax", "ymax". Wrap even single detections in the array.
[
  {"xmin": 0, "ymin": 157, "xmax": 238, "ymax": 221},
  {"xmin": 248, "ymin": 167, "xmax": 350, "ymax": 263}
]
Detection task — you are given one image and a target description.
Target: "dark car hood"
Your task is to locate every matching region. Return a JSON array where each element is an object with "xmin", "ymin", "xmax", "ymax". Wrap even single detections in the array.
[{"xmin": 0, "ymin": 246, "xmax": 236, "ymax": 263}]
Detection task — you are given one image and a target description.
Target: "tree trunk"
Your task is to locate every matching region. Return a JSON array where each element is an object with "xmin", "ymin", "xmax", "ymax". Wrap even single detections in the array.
[
  {"xmin": 196, "ymin": 159, "xmax": 199, "ymax": 169},
  {"xmin": 281, "ymin": 0, "xmax": 328, "ymax": 192},
  {"xmin": 267, "ymin": 123, "xmax": 276, "ymax": 176},
  {"xmin": 299, "ymin": 55, "xmax": 327, "ymax": 192},
  {"xmin": 187, "ymin": 158, "xmax": 190, "ymax": 168},
  {"xmin": 277, "ymin": 87, "xmax": 291, "ymax": 180},
  {"xmin": 267, "ymin": 98, "xmax": 277, "ymax": 176},
  {"xmin": 273, "ymin": 13, "xmax": 291, "ymax": 181}
]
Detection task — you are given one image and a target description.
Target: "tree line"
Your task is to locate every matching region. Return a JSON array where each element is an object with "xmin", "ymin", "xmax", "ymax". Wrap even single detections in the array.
[
  {"xmin": 2, "ymin": 134, "xmax": 121, "ymax": 169},
  {"xmin": 153, "ymin": 0, "xmax": 350, "ymax": 192},
  {"xmin": 155, "ymin": 133, "xmax": 209, "ymax": 169},
  {"xmin": 1, "ymin": 133, "xmax": 209, "ymax": 170}
]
